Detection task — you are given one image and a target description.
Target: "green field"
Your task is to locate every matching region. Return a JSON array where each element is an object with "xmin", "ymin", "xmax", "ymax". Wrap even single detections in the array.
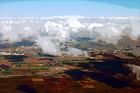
[{"xmin": 12, "ymin": 66, "xmax": 47, "ymax": 70}]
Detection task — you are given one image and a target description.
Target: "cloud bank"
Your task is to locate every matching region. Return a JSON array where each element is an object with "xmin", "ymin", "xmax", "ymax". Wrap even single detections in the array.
[{"xmin": 0, "ymin": 16, "xmax": 140, "ymax": 56}]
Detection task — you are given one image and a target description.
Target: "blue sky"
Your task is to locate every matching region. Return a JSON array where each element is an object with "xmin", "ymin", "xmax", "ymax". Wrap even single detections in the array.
[{"xmin": 0, "ymin": 0, "xmax": 140, "ymax": 17}]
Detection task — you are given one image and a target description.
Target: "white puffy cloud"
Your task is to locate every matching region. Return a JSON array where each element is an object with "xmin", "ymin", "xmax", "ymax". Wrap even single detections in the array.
[
  {"xmin": 67, "ymin": 18, "xmax": 84, "ymax": 28},
  {"xmin": 65, "ymin": 47, "xmax": 89, "ymax": 57},
  {"xmin": 128, "ymin": 64, "xmax": 140, "ymax": 81},
  {"xmin": 35, "ymin": 36, "xmax": 62, "ymax": 56}
]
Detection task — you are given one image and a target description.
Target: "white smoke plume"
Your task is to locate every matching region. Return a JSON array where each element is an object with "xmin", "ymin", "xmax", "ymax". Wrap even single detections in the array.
[{"xmin": 0, "ymin": 16, "xmax": 140, "ymax": 56}]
